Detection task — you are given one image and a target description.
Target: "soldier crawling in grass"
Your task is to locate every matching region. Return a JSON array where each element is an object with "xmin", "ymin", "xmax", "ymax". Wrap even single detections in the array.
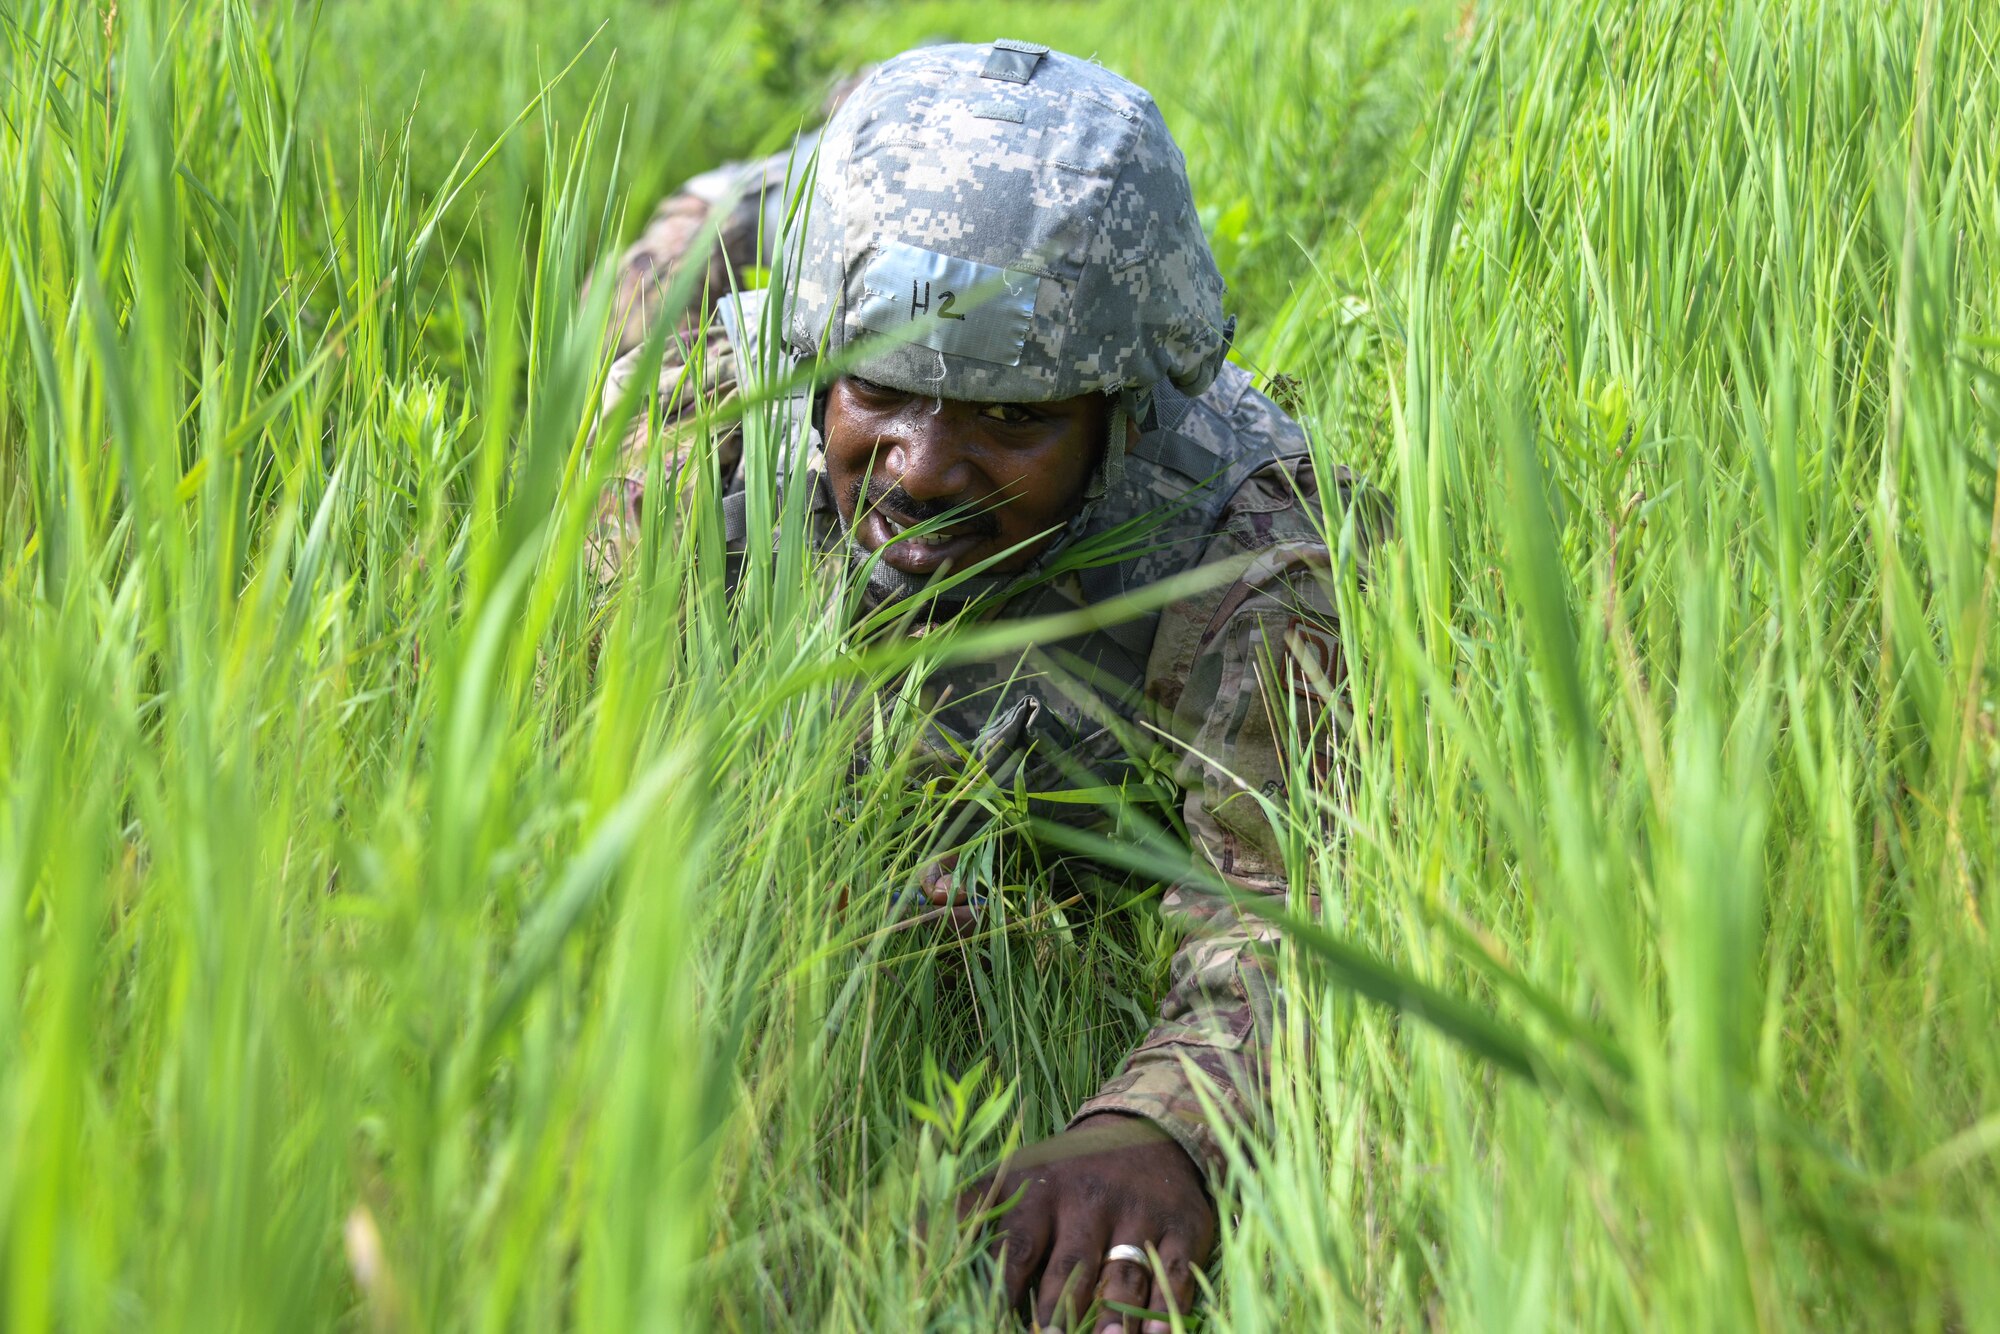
[{"xmin": 592, "ymin": 41, "xmax": 1384, "ymax": 1333}]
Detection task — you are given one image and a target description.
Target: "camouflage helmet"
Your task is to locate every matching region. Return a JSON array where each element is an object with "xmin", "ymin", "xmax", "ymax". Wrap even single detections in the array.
[{"xmin": 783, "ymin": 40, "xmax": 1230, "ymax": 406}]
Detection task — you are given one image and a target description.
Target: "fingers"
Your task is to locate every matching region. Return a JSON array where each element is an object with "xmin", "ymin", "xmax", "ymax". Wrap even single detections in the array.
[
  {"xmin": 919, "ymin": 854, "xmax": 961, "ymax": 905},
  {"xmin": 985, "ymin": 1179, "xmax": 1051, "ymax": 1313},
  {"xmin": 1033, "ymin": 1221, "xmax": 1109, "ymax": 1333},
  {"xmin": 999, "ymin": 1217, "xmax": 1050, "ymax": 1314},
  {"xmin": 961, "ymin": 1167, "xmax": 1050, "ymax": 1311},
  {"xmin": 963, "ymin": 1118, "xmax": 1214, "ymax": 1329},
  {"xmin": 1139, "ymin": 1236, "xmax": 1200, "ymax": 1334},
  {"xmin": 915, "ymin": 856, "xmax": 981, "ymax": 938},
  {"xmin": 1093, "ymin": 1249, "xmax": 1151, "ymax": 1333}
]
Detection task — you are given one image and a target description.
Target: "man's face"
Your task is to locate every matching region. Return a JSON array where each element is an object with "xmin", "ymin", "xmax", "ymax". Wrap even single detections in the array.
[{"xmin": 822, "ymin": 374, "xmax": 1107, "ymax": 601}]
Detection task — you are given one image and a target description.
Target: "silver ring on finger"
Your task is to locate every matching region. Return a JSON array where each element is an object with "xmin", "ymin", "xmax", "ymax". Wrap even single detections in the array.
[{"xmin": 1104, "ymin": 1243, "xmax": 1150, "ymax": 1267}]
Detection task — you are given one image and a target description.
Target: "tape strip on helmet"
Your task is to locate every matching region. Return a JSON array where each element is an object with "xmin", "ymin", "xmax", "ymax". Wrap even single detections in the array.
[{"xmin": 851, "ymin": 241, "xmax": 1041, "ymax": 368}]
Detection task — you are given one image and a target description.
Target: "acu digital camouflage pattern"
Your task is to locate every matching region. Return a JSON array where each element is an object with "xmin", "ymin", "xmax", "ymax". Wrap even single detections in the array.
[
  {"xmin": 785, "ymin": 42, "xmax": 1231, "ymax": 404},
  {"xmin": 589, "ymin": 42, "xmax": 1392, "ymax": 1182}
]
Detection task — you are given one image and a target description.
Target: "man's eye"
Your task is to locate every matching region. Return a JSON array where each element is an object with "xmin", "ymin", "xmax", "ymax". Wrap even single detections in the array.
[
  {"xmin": 846, "ymin": 375, "xmax": 905, "ymax": 401},
  {"xmin": 978, "ymin": 403, "xmax": 1038, "ymax": 426}
]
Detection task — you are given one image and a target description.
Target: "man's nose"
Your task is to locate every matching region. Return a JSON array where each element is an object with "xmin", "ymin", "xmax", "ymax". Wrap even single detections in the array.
[{"xmin": 877, "ymin": 404, "xmax": 974, "ymax": 502}]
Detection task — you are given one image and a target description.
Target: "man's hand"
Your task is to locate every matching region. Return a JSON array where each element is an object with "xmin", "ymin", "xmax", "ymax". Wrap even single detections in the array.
[
  {"xmin": 962, "ymin": 1113, "xmax": 1216, "ymax": 1332},
  {"xmin": 918, "ymin": 854, "xmax": 980, "ymax": 936}
]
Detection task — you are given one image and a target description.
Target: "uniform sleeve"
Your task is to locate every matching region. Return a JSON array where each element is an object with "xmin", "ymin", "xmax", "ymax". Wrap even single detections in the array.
[
  {"xmin": 594, "ymin": 173, "xmax": 775, "ymax": 357},
  {"xmin": 586, "ymin": 147, "xmax": 802, "ymax": 582},
  {"xmin": 586, "ymin": 315, "xmax": 743, "ymax": 587},
  {"xmin": 1071, "ymin": 523, "xmax": 1348, "ymax": 1182}
]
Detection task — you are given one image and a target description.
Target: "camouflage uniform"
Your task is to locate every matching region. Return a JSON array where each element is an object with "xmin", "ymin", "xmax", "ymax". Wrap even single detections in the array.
[
  {"xmin": 594, "ymin": 43, "xmax": 1383, "ymax": 1182},
  {"xmin": 594, "ymin": 68, "xmax": 877, "ymax": 356},
  {"xmin": 594, "ymin": 153, "xmax": 789, "ymax": 358}
]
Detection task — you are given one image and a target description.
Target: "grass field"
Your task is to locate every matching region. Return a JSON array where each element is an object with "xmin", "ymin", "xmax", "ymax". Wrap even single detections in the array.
[{"xmin": 3, "ymin": 0, "xmax": 1997, "ymax": 1327}]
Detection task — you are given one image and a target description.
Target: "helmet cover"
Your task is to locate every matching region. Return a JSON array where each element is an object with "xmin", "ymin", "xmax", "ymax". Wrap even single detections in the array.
[{"xmin": 783, "ymin": 41, "xmax": 1229, "ymax": 405}]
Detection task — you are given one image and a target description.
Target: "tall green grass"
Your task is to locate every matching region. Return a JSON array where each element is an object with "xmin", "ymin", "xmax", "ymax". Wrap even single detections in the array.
[{"xmin": 1, "ymin": 0, "xmax": 1994, "ymax": 1327}]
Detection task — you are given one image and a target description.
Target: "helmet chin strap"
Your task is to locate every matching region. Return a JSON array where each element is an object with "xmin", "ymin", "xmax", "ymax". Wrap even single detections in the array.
[{"xmin": 1087, "ymin": 384, "xmax": 1147, "ymax": 500}]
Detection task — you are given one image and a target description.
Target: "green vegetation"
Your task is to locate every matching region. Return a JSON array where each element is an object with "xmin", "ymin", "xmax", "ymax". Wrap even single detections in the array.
[{"xmin": 3, "ymin": 0, "xmax": 1995, "ymax": 1326}]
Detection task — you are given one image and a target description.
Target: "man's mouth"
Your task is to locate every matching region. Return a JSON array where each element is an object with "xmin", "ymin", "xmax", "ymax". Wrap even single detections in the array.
[
  {"xmin": 849, "ymin": 479, "xmax": 998, "ymax": 576},
  {"xmin": 862, "ymin": 509, "xmax": 991, "ymax": 574}
]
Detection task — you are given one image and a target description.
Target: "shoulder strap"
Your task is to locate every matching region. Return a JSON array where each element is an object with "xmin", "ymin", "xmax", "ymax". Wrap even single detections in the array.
[
  {"xmin": 714, "ymin": 288, "xmax": 769, "ymax": 367},
  {"xmin": 723, "ymin": 488, "xmax": 750, "ymax": 549},
  {"xmin": 1127, "ymin": 428, "xmax": 1230, "ymax": 485},
  {"xmin": 1068, "ymin": 372, "xmax": 1314, "ymax": 623}
]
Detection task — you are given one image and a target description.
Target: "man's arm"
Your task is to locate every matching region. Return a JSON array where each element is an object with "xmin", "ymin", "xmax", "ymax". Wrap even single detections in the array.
[
  {"xmin": 587, "ymin": 316, "xmax": 744, "ymax": 588},
  {"xmin": 1071, "ymin": 538, "xmax": 1346, "ymax": 1179},
  {"xmin": 594, "ymin": 162, "xmax": 778, "ymax": 357},
  {"xmin": 596, "ymin": 70, "xmax": 873, "ymax": 356},
  {"xmin": 971, "ymin": 464, "xmax": 1366, "ymax": 1331}
]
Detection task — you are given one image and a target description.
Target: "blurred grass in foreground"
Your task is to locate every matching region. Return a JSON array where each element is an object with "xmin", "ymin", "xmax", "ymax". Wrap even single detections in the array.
[{"xmin": 1, "ymin": 0, "xmax": 1995, "ymax": 1327}]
